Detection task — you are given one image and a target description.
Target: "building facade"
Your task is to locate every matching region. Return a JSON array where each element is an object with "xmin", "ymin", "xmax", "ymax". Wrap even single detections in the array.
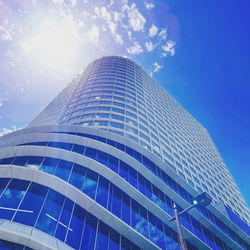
[{"xmin": 0, "ymin": 56, "xmax": 249, "ymax": 249}]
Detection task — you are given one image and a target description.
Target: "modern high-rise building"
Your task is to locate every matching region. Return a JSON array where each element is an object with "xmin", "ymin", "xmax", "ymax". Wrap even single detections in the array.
[{"xmin": 0, "ymin": 56, "xmax": 249, "ymax": 249}]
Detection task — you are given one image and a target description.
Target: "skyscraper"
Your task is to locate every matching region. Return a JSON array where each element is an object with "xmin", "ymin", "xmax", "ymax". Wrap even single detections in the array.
[{"xmin": 0, "ymin": 56, "xmax": 249, "ymax": 249}]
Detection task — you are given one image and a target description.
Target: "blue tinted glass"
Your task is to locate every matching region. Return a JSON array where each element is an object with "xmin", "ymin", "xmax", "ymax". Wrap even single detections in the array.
[
  {"xmin": 26, "ymin": 156, "xmax": 44, "ymax": 168},
  {"xmin": 54, "ymin": 160, "xmax": 72, "ymax": 181},
  {"xmin": 69, "ymin": 164, "xmax": 86, "ymax": 190},
  {"xmin": 164, "ymin": 225, "xmax": 175, "ymax": 250},
  {"xmin": 122, "ymin": 194, "xmax": 130, "ymax": 225},
  {"xmin": 132, "ymin": 200, "xmax": 140, "ymax": 231},
  {"xmin": 84, "ymin": 147, "xmax": 97, "ymax": 159},
  {"xmin": 128, "ymin": 167, "xmax": 137, "ymax": 188},
  {"xmin": 95, "ymin": 221, "xmax": 108, "ymax": 250},
  {"xmin": 116, "ymin": 143, "xmax": 125, "ymax": 151},
  {"xmin": 121, "ymin": 236, "xmax": 131, "ymax": 250},
  {"xmin": 40, "ymin": 157, "xmax": 59, "ymax": 174},
  {"xmin": 14, "ymin": 183, "xmax": 48, "ymax": 226},
  {"xmin": 96, "ymin": 151, "xmax": 109, "ymax": 166},
  {"xmin": 82, "ymin": 170, "xmax": 98, "ymax": 199},
  {"xmin": 55, "ymin": 198, "xmax": 73, "ymax": 242},
  {"xmin": 148, "ymin": 213, "xmax": 158, "ymax": 245},
  {"xmin": 112, "ymin": 186, "xmax": 121, "ymax": 218},
  {"xmin": 81, "ymin": 214, "xmax": 97, "ymax": 250},
  {"xmin": 12, "ymin": 156, "xmax": 28, "ymax": 166},
  {"xmin": 0, "ymin": 179, "xmax": 28, "ymax": 219},
  {"xmin": 66, "ymin": 204, "xmax": 86, "ymax": 249},
  {"xmin": 72, "ymin": 144, "xmax": 85, "ymax": 154},
  {"xmin": 0, "ymin": 239, "xmax": 24, "ymax": 250},
  {"xmin": 96, "ymin": 176, "xmax": 109, "ymax": 207},
  {"xmin": 140, "ymin": 207, "xmax": 149, "ymax": 238},
  {"xmin": 109, "ymin": 230, "xmax": 120, "ymax": 250},
  {"xmin": 58, "ymin": 142, "xmax": 73, "ymax": 151},
  {"xmin": 145, "ymin": 180, "xmax": 152, "ymax": 200},
  {"xmin": 156, "ymin": 220, "xmax": 165, "ymax": 249},
  {"xmin": 108, "ymin": 155, "xmax": 118, "ymax": 172},
  {"xmin": 119, "ymin": 162, "xmax": 129, "ymax": 182},
  {"xmin": 138, "ymin": 174, "xmax": 145, "ymax": 195},
  {"xmin": 0, "ymin": 178, "xmax": 9, "ymax": 197},
  {"xmin": 36, "ymin": 189, "xmax": 64, "ymax": 236},
  {"xmin": 0, "ymin": 158, "xmax": 14, "ymax": 165}
]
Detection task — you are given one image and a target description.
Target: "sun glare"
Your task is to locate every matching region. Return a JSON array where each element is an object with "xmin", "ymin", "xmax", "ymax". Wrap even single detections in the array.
[{"xmin": 21, "ymin": 16, "xmax": 79, "ymax": 71}]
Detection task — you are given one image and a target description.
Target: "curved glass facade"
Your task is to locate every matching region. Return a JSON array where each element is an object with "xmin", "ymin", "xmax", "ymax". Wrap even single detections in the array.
[{"xmin": 0, "ymin": 56, "xmax": 249, "ymax": 249}]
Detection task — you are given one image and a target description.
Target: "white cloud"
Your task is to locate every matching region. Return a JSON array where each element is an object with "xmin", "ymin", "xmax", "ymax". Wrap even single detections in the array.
[
  {"xmin": 0, "ymin": 126, "xmax": 17, "ymax": 137},
  {"xmin": 145, "ymin": 2, "xmax": 154, "ymax": 10},
  {"xmin": 1, "ymin": 30, "xmax": 12, "ymax": 41},
  {"xmin": 0, "ymin": 97, "xmax": 8, "ymax": 108},
  {"xmin": 158, "ymin": 28, "xmax": 167, "ymax": 40},
  {"xmin": 88, "ymin": 25, "xmax": 100, "ymax": 45},
  {"xmin": 115, "ymin": 34, "xmax": 123, "ymax": 45},
  {"xmin": 145, "ymin": 40, "xmax": 154, "ymax": 52},
  {"xmin": 109, "ymin": 22, "xmax": 117, "ymax": 35},
  {"xmin": 70, "ymin": 0, "xmax": 77, "ymax": 7},
  {"xmin": 162, "ymin": 40, "xmax": 176, "ymax": 56},
  {"xmin": 149, "ymin": 24, "xmax": 158, "ymax": 37},
  {"xmin": 127, "ymin": 41, "xmax": 143, "ymax": 54},
  {"xmin": 123, "ymin": 3, "xmax": 146, "ymax": 32},
  {"xmin": 127, "ymin": 30, "xmax": 133, "ymax": 41},
  {"xmin": 94, "ymin": 6, "xmax": 124, "ymax": 46},
  {"xmin": 52, "ymin": 0, "xmax": 64, "ymax": 4},
  {"xmin": 153, "ymin": 62, "xmax": 163, "ymax": 72}
]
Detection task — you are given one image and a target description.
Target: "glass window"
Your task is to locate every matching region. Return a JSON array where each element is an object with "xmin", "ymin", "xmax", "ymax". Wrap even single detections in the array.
[
  {"xmin": 108, "ymin": 155, "xmax": 118, "ymax": 173},
  {"xmin": 26, "ymin": 156, "xmax": 44, "ymax": 169},
  {"xmin": 0, "ymin": 179, "xmax": 29, "ymax": 220},
  {"xmin": 122, "ymin": 194, "xmax": 130, "ymax": 225},
  {"xmin": 69, "ymin": 164, "xmax": 86, "ymax": 190},
  {"xmin": 111, "ymin": 186, "xmax": 122, "ymax": 218},
  {"xmin": 0, "ymin": 157, "xmax": 14, "ymax": 165},
  {"xmin": 0, "ymin": 178, "xmax": 10, "ymax": 197},
  {"xmin": 54, "ymin": 160, "xmax": 73, "ymax": 181},
  {"xmin": 66, "ymin": 204, "xmax": 86, "ymax": 249},
  {"xmin": 55, "ymin": 198, "xmax": 74, "ymax": 242},
  {"xmin": 12, "ymin": 156, "xmax": 28, "ymax": 166},
  {"xmin": 109, "ymin": 229, "xmax": 120, "ymax": 250},
  {"xmin": 82, "ymin": 170, "xmax": 98, "ymax": 199},
  {"xmin": 84, "ymin": 147, "xmax": 97, "ymax": 159},
  {"xmin": 40, "ymin": 157, "xmax": 59, "ymax": 174},
  {"xmin": 96, "ymin": 151, "xmax": 109, "ymax": 166},
  {"xmin": 119, "ymin": 162, "xmax": 129, "ymax": 182},
  {"xmin": 36, "ymin": 189, "xmax": 64, "ymax": 236},
  {"xmin": 14, "ymin": 182, "xmax": 48, "ymax": 227},
  {"xmin": 96, "ymin": 176, "xmax": 109, "ymax": 207},
  {"xmin": 95, "ymin": 221, "xmax": 109, "ymax": 250},
  {"xmin": 72, "ymin": 144, "xmax": 85, "ymax": 154},
  {"xmin": 81, "ymin": 214, "xmax": 97, "ymax": 250}
]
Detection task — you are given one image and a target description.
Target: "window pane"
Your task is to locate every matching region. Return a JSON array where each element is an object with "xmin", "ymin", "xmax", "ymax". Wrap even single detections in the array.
[
  {"xmin": 95, "ymin": 221, "xmax": 109, "ymax": 250},
  {"xmin": 0, "ymin": 179, "xmax": 29, "ymax": 220},
  {"xmin": 66, "ymin": 204, "xmax": 86, "ymax": 249},
  {"xmin": 82, "ymin": 170, "xmax": 98, "ymax": 199},
  {"xmin": 36, "ymin": 189, "xmax": 64, "ymax": 236},
  {"xmin": 54, "ymin": 160, "xmax": 73, "ymax": 181},
  {"xmin": 40, "ymin": 157, "xmax": 59, "ymax": 174},
  {"xmin": 80, "ymin": 214, "xmax": 97, "ymax": 250},
  {"xmin": 109, "ymin": 229, "xmax": 120, "ymax": 250},
  {"xmin": 96, "ymin": 176, "xmax": 109, "ymax": 208},
  {"xmin": 55, "ymin": 198, "xmax": 74, "ymax": 242},
  {"xmin": 69, "ymin": 164, "xmax": 86, "ymax": 190},
  {"xmin": 14, "ymin": 183, "xmax": 48, "ymax": 227}
]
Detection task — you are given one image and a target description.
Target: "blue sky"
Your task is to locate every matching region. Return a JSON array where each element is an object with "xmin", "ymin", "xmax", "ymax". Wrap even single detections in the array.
[{"xmin": 0, "ymin": 0, "xmax": 249, "ymax": 206}]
